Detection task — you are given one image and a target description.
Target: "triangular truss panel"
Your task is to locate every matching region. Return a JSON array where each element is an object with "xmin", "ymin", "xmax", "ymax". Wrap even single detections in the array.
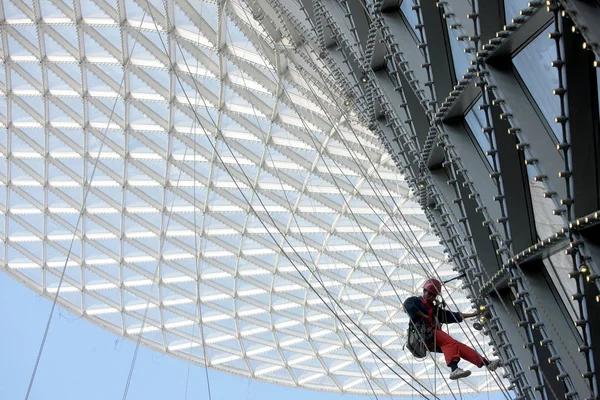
[{"xmin": 0, "ymin": 0, "xmax": 492, "ymax": 396}]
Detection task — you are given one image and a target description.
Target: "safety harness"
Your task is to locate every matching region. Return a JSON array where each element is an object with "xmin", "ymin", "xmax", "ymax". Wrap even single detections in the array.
[{"xmin": 406, "ymin": 298, "xmax": 441, "ymax": 359}]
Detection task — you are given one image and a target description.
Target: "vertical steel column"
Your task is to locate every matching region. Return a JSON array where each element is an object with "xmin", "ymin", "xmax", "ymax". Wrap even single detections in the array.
[
  {"xmin": 562, "ymin": 18, "xmax": 600, "ymax": 219},
  {"xmin": 562, "ymin": 15, "xmax": 600, "ymax": 399},
  {"xmin": 418, "ymin": 0, "xmax": 454, "ymax": 103},
  {"xmin": 488, "ymin": 96, "xmax": 537, "ymax": 253}
]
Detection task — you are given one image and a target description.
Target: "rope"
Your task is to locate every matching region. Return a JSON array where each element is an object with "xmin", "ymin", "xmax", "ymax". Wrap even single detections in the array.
[
  {"xmin": 120, "ymin": 67, "xmax": 198, "ymax": 400},
  {"xmin": 222, "ymin": 18, "xmax": 390, "ymax": 397},
  {"xmin": 119, "ymin": 2, "xmax": 228, "ymax": 398}
]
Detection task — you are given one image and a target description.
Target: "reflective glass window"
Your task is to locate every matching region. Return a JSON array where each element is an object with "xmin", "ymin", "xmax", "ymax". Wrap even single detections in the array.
[
  {"xmin": 400, "ymin": 0, "xmax": 422, "ymax": 41},
  {"xmin": 543, "ymin": 253, "xmax": 578, "ymax": 321},
  {"xmin": 446, "ymin": 22, "xmax": 472, "ymax": 81},
  {"xmin": 465, "ymin": 97, "xmax": 494, "ymax": 165},
  {"xmin": 524, "ymin": 165, "xmax": 564, "ymax": 239},
  {"xmin": 504, "ymin": 0, "xmax": 529, "ymax": 24},
  {"xmin": 524, "ymin": 164, "xmax": 574, "ymax": 317},
  {"xmin": 513, "ymin": 25, "xmax": 562, "ymax": 141}
]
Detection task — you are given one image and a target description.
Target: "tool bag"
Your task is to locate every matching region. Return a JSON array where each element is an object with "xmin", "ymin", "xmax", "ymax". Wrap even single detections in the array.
[{"xmin": 406, "ymin": 322, "xmax": 430, "ymax": 359}]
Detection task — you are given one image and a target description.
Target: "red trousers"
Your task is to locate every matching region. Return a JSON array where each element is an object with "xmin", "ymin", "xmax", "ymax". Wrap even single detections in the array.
[{"xmin": 433, "ymin": 329, "xmax": 484, "ymax": 367}]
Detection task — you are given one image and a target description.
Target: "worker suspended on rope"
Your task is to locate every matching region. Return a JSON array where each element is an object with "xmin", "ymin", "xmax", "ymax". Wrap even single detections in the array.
[{"xmin": 404, "ymin": 278, "xmax": 501, "ymax": 380}]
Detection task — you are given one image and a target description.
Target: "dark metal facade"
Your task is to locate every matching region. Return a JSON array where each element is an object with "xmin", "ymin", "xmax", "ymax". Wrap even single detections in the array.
[{"xmin": 275, "ymin": 0, "xmax": 600, "ymax": 398}]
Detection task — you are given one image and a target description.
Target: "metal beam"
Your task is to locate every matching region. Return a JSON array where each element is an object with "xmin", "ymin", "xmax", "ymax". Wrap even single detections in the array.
[
  {"xmin": 577, "ymin": 224, "xmax": 600, "ymax": 390},
  {"xmin": 438, "ymin": 122, "xmax": 503, "ymax": 226},
  {"xmin": 489, "ymin": 95, "xmax": 537, "ymax": 253},
  {"xmin": 558, "ymin": 0, "xmax": 600, "ymax": 61},
  {"xmin": 563, "ymin": 18, "xmax": 600, "ymax": 219},
  {"xmin": 375, "ymin": 66, "xmax": 430, "ymax": 152},
  {"xmin": 443, "ymin": 80, "xmax": 480, "ymax": 121},
  {"xmin": 379, "ymin": 10, "xmax": 431, "ymax": 104},
  {"xmin": 486, "ymin": 63, "xmax": 568, "ymax": 202},
  {"xmin": 476, "ymin": 0, "xmax": 505, "ymax": 44},
  {"xmin": 518, "ymin": 258, "xmax": 589, "ymax": 397},
  {"xmin": 380, "ymin": 0, "xmax": 400, "ymax": 12},
  {"xmin": 486, "ymin": 8, "xmax": 552, "ymax": 66},
  {"xmin": 420, "ymin": 0, "xmax": 454, "ymax": 104},
  {"xmin": 347, "ymin": 0, "xmax": 370, "ymax": 51}
]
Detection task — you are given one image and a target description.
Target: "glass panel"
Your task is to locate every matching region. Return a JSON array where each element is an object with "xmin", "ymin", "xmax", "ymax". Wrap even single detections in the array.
[
  {"xmin": 526, "ymin": 165, "xmax": 575, "ymax": 318},
  {"xmin": 543, "ymin": 252, "xmax": 578, "ymax": 321},
  {"xmin": 446, "ymin": 21, "xmax": 472, "ymax": 81},
  {"xmin": 513, "ymin": 25, "xmax": 562, "ymax": 141},
  {"xmin": 400, "ymin": 0, "xmax": 422, "ymax": 40},
  {"xmin": 504, "ymin": 0, "xmax": 529, "ymax": 24},
  {"xmin": 465, "ymin": 96, "xmax": 494, "ymax": 165},
  {"xmin": 525, "ymin": 165, "xmax": 564, "ymax": 239}
]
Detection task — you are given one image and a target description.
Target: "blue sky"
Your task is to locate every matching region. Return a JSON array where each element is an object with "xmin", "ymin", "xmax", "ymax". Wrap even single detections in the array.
[{"xmin": 0, "ymin": 271, "xmax": 502, "ymax": 400}]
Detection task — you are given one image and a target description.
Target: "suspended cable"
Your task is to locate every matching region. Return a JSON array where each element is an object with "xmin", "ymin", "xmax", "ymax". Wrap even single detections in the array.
[
  {"xmin": 22, "ymin": 12, "xmax": 149, "ymax": 400},
  {"xmin": 350, "ymin": 3, "xmax": 561, "ymax": 389},
  {"xmin": 352, "ymin": 1, "xmax": 565, "ymax": 395},
  {"xmin": 257, "ymin": 45, "xmax": 480, "ymax": 398},
  {"xmin": 130, "ymin": 2, "xmax": 509, "ymax": 399},
  {"xmin": 120, "ymin": 6, "xmax": 231, "ymax": 400}
]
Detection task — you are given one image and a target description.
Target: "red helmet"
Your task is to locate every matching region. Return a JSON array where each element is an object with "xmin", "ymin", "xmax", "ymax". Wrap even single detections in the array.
[{"xmin": 423, "ymin": 279, "xmax": 442, "ymax": 296}]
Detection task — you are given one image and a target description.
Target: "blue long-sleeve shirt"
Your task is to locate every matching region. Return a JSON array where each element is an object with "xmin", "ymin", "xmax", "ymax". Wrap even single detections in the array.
[{"xmin": 403, "ymin": 296, "xmax": 463, "ymax": 325}]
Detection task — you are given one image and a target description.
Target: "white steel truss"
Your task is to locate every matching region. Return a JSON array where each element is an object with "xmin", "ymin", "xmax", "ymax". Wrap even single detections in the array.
[{"xmin": 0, "ymin": 0, "xmax": 499, "ymax": 395}]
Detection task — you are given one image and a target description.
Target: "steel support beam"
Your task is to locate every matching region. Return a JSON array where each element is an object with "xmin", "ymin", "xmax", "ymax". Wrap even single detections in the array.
[
  {"xmin": 420, "ymin": 0, "xmax": 454, "ymax": 105},
  {"xmin": 563, "ymin": 18, "xmax": 600, "ymax": 219},
  {"xmin": 577, "ymin": 224, "xmax": 600, "ymax": 387},
  {"xmin": 486, "ymin": 7, "xmax": 552, "ymax": 65},
  {"xmin": 347, "ymin": 0, "xmax": 370, "ymax": 52},
  {"xmin": 519, "ymin": 257, "xmax": 588, "ymax": 397},
  {"xmin": 489, "ymin": 95, "xmax": 537, "ymax": 253},
  {"xmin": 439, "ymin": 122, "xmax": 503, "ymax": 225},
  {"xmin": 563, "ymin": 17, "xmax": 600, "ymax": 389},
  {"xmin": 475, "ymin": 0, "xmax": 505, "ymax": 45},
  {"xmin": 486, "ymin": 63, "xmax": 568, "ymax": 202},
  {"xmin": 558, "ymin": 0, "xmax": 600, "ymax": 61},
  {"xmin": 440, "ymin": 8, "xmax": 552, "ymax": 123},
  {"xmin": 379, "ymin": 10, "xmax": 431, "ymax": 105},
  {"xmin": 376, "ymin": 65, "xmax": 430, "ymax": 152},
  {"xmin": 490, "ymin": 290, "xmax": 548, "ymax": 397}
]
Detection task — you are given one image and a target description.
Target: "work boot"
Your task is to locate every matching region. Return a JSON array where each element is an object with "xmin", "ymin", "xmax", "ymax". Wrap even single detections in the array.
[
  {"xmin": 486, "ymin": 359, "xmax": 501, "ymax": 372},
  {"xmin": 449, "ymin": 368, "xmax": 471, "ymax": 380}
]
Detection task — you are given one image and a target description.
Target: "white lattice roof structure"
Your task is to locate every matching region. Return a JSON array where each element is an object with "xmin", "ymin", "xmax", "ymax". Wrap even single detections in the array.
[{"xmin": 0, "ymin": 0, "xmax": 499, "ymax": 395}]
